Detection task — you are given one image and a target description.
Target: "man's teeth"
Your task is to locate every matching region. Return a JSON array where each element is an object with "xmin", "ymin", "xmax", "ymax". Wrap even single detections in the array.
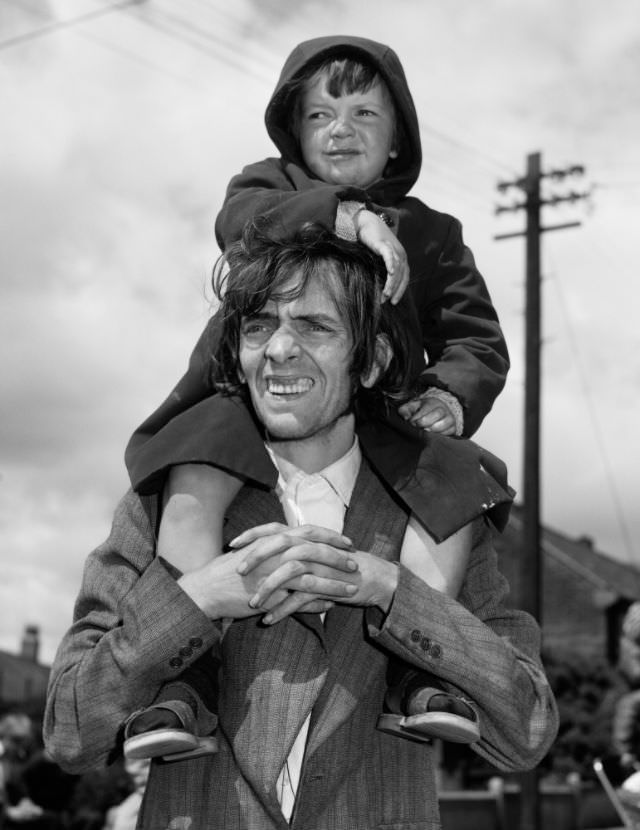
[{"xmin": 267, "ymin": 378, "xmax": 313, "ymax": 394}]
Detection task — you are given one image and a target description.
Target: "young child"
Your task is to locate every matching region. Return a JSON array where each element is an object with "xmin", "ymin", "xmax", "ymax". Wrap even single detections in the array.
[{"xmin": 123, "ymin": 35, "xmax": 512, "ymax": 761}]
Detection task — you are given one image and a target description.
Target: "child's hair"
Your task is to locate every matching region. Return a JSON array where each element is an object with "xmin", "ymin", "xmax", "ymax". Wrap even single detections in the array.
[{"xmin": 210, "ymin": 218, "xmax": 412, "ymax": 404}]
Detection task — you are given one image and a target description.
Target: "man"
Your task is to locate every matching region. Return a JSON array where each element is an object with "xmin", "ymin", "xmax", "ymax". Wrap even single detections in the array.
[{"xmin": 44, "ymin": 222, "xmax": 558, "ymax": 829}]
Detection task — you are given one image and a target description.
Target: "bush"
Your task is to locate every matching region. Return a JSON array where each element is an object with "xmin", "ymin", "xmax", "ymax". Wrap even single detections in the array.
[{"xmin": 542, "ymin": 648, "xmax": 625, "ymax": 780}]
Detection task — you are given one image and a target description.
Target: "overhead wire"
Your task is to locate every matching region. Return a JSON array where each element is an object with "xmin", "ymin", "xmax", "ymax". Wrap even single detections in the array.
[
  {"xmin": 5, "ymin": 0, "xmax": 636, "ymax": 586},
  {"xmin": 415, "ymin": 150, "xmax": 500, "ymax": 221},
  {"xmin": 121, "ymin": 2, "xmax": 507, "ymax": 214},
  {"xmin": 544, "ymin": 249, "xmax": 638, "ymax": 570},
  {"xmin": 130, "ymin": 4, "xmax": 275, "ymax": 88},
  {"xmin": 0, "ymin": 0, "xmax": 145, "ymax": 50},
  {"xmin": 1, "ymin": 1, "xmax": 576, "ymax": 236},
  {"xmin": 179, "ymin": 0, "xmax": 283, "ymax": 70},
  {"xmin": 141, "ymin": 1, "xmax": 511, "ymax": 209},
  {"xmin": 143, "ymin": 2, "xmax": 520, "ymax": 210},
  {"xmin": 417, "ymin": 117, "xmax": 518, "ymax": 181},
  {"xmin": 0, "ymin": 0, "xmax": 203, "ymax": 86}
]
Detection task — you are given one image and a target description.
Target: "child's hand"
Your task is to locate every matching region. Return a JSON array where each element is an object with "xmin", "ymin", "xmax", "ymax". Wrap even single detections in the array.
[
  {"xmin": 398, "ymin": 392, "xmax": 458, "ymax": 435},
  {"xmin": 354, "ymin": 210, "xmax": 409, "ymax": 304}
]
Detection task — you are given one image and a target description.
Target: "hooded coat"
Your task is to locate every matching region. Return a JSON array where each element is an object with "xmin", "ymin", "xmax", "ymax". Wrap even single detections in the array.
[
  {"xmin": 124, "ymin": 35, "xmax": 513, "ymax": 543},
  {"xmin": 215, "ymin": 35, "xmax": 510, "ymax": 432}
]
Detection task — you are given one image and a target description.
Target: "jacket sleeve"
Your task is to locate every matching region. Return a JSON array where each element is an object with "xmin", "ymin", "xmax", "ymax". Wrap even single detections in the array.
[
  {"xmin": 124, "ymin": 316, "xmax": 221, "ymax": 492},
  {"xmin": 399, "ymin": 203, "xmax": 510, "ymax": 436},
  {"xmin": 366, "ymin": 518, "xmax": 558, "ymax": 772},
  {"xmin": 214, "ymin": 158, "xmax": 371, "ymax": 249},
  {"xmin": 43, "ymin": 490, "xmax": 221, "ymax": 773}
]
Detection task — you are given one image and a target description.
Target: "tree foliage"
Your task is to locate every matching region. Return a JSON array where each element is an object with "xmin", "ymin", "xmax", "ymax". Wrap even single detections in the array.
[{"xmin": 541, "ymin": 648, "xmax": 625, "ymax": 780}]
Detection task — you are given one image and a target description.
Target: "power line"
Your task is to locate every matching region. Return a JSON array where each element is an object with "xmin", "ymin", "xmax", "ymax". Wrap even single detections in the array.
[
  {"xmin": 149, "ymin": 1, "xmax": 518, "ymax": 186},
  {"xmin": 5, "ymin": 0, "xmax": 519, "ymax": 195},
  {"xmin": 0, "ymin": 0, "xmax": 146, "ymax": 51},
  {"xmin": 546, "ymin": 262, "xmax": 638, "ymax": 570},
  {"xmin": 132, "ymin": 6, "xmax": 274, "ymax": 88},
  {"xmin": 594, "ymin": 180, "xmax": 640, "ymax": 192},
  {"xmin": 418, "ymin": 117, "xmax": 517, "ymax": 181},
  {"xmin": 1, "ymin": 0, "xmax": 205, "ymax": 87},
  {"xmin": 178, "ymin": 0, "xmax": 283, "ymax": 71}
]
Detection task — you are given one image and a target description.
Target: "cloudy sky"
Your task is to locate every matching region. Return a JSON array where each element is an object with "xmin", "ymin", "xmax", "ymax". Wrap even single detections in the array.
[{"xmin": 1, "ymin": 0, "xmax": 639, "ymax": 664}]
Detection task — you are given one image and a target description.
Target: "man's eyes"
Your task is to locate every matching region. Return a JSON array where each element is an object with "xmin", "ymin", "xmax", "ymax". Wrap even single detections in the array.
[
  {"xmin": 241, "ymin": 321, "xmax": 273, "ymax": 336},
  {"xmin": 241, "ymin": 319, "xmax": 334, "ymax": 337}
]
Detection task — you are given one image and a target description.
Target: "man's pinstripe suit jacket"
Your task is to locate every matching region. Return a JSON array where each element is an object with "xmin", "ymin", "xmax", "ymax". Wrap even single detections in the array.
[{"xmin": 44, "ymin": 460, "xmax": 558, "ymax": 829}]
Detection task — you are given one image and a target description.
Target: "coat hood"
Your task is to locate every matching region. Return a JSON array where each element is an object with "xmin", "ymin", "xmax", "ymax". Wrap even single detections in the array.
[{"xmin": 265, "ymin": 35, "xmax": 422, "ymax": 203}]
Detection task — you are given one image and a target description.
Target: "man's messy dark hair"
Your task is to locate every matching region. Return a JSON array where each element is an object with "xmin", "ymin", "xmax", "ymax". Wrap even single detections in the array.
[{"xmin": 210, "ymin": 219, "xmax": 412, "ymax": 405}]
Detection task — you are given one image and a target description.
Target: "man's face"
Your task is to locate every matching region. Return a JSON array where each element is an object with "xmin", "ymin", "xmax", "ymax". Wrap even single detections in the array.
[
  {"xmin": 298, "ymin": 73, "xmax": 397, "ymax": 189},
  {"xmin": 238, "ymin": 266, "xmax": 356, "ymax": 468}
]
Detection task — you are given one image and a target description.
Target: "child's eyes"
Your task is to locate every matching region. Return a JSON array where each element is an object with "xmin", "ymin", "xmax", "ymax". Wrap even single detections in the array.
[
  {"xmin": 307, "ymin": 110, "xmax": 377, "ymax": 119},
  {"xmin": 306, "ymin": 110, "xmax": 329, "ymax": 121}
]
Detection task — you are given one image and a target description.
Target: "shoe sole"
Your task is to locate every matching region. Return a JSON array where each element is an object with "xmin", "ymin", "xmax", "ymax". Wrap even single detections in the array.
[
  {"xmin": 124, "ymin": 729, "xmax": 217, "ymax": 761},
  {"xmin": 377, "ymin": 712, "xmax": 480, "ymax": 744}
]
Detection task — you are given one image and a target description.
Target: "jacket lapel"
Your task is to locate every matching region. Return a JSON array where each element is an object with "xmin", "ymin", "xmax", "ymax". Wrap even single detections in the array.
[
  {"xmin": 304, "ymin": 460, "xmax": 408, "ymax": 757},
  {"xmin": 220, "ymin": 485, "xmax": 329, "ymax": 820},
  {"xmin": 220, "ymin": 462, "xmax": 407, "ymax": 824}
]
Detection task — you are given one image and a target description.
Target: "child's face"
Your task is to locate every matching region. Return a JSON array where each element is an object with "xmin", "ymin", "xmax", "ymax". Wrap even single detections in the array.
[{"xmin": 297, "ymin": 73, "xmax": 398, "ymax": 189}]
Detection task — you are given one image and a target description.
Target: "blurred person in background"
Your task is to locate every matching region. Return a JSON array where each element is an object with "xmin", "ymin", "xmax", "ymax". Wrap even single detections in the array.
[{"xmin": 101, "ymin": 759, "xmax": 149, "ymax": 830}]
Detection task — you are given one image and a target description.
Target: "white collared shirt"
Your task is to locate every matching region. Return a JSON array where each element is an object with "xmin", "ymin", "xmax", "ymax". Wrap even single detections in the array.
[{"xmin": 266, "ymin": 439, "xmax": 360, "ymax": 822}]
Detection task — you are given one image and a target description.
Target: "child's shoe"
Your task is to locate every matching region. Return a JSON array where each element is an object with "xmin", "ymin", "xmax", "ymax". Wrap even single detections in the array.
[
  {"xmin": 123, "ymin": 700, "xmax": 218, "ymax": 762},
  {"xmin": 377, "ymin": 668, "xmax": 480, "ymax": 744}
]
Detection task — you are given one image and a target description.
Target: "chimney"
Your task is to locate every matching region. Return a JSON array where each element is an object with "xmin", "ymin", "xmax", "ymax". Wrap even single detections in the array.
[{"xmin": 21, "ymin": 625, "xmax": 40, "ymax": 663}]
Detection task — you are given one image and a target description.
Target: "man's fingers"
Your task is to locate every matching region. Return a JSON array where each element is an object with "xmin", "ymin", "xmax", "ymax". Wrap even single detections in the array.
[
  {"xmin": 262, "ymin": 594, "xmax": 334, "ymax": 626},
  {"xmin": 236, "ymin": 532, "xmax": 356, "ymax": 576},
  {"xmin": 249, "ymin": 563, "xmax": 358, "ymax": 609},
  {"xmin": 256, "ymin": 587, "xmax": 290, "ymax": 611},
  {"xmin": 231, "ymin": 523, "xmax": 352, "ymax": 551},
  {"xmin": 296, "ymin": 598, "xmax": 335, "ymax": 614},
  {"xmin": 228, "ymin": 523, "xmax": 289, "ymax": 548}
]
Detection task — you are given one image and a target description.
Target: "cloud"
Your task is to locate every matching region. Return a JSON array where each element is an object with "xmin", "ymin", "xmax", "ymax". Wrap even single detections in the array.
[{"xmin": 2, "ymin": 0, "xmax": 640, "ymax": 666}]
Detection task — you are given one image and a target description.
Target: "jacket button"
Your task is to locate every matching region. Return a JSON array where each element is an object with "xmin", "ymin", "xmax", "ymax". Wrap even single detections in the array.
[
  {"xmin": 169, "ymin": 657, "xmax": 183, "ymax": 668},
  {"xmin": 410, "ymin": 630, "xmax": 421, "ymax": 642},
  {"xmin": 189, "ymin": 637, "xmax": 203, "ymax": 649},
  {"xmin": 430, "ymin": 643, "xmax": 442, "ymax": 659},
  {"xmin": 179, "ymin": 646, "xmax": 193, "ymax": 658},
  {"xmin": 420, "ymin": 637, "xmax": 431, "ymax": 652}
]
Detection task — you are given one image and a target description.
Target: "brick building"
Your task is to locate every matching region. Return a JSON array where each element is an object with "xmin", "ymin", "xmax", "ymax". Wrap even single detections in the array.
[
  {"xmin": 0, "ymin": 625, "xmax": 50, "ymax": 709},
  {"xmin": 495, "ymin": 504, "xmax": 640, "ymax": 662}
]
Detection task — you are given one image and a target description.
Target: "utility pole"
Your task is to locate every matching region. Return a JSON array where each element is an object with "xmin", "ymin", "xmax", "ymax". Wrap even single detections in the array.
[{"xmin": 495, "ymin": 152, "xmax": 587, "ymax": 830}]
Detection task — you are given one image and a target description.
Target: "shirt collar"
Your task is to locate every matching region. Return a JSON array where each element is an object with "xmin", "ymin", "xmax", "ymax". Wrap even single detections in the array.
[{"xmin": 265, "ymin": 437, "xmax": 362, "ymax": 509}]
